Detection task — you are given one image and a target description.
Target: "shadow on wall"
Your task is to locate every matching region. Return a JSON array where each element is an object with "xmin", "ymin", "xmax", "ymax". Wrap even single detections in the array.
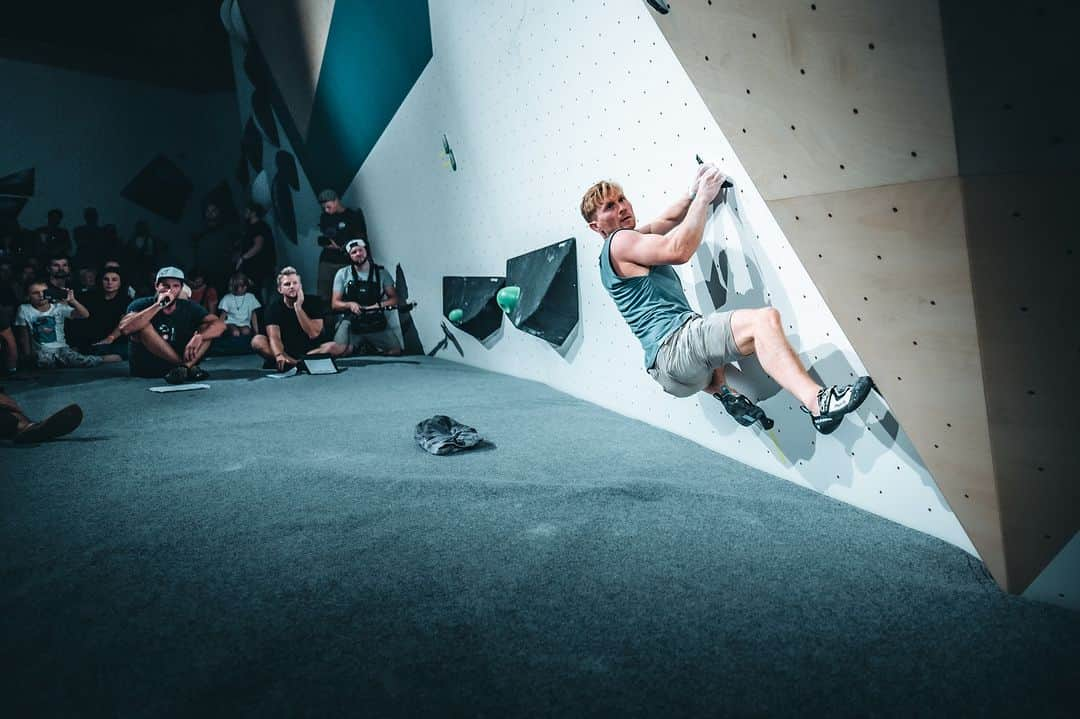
[{"xmin": 687, "ymin": 191, "xmax": 941, "ymax": 499}]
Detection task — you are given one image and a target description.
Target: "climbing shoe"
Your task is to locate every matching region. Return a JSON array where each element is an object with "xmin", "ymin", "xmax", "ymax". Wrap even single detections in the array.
[
  {"xmin": 715, "ymin": 386, "xmax": 774, "ymax": 430},
  {"xmin": 803, "ymin": 376, "xmax": 874, "ymax": 435}
]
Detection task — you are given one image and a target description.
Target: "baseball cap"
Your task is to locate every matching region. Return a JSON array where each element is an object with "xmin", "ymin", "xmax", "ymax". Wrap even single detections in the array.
[
  {"xmin": 317, "ymin": 189, "xmax": 339, "ymax": 203},
  {"xmin": 155, "ymin": 266, "xmax": 185, "ymax": 282},
  {"xmin": 344, "ymin": 239, "xmax": 367, "ymax": 252}
]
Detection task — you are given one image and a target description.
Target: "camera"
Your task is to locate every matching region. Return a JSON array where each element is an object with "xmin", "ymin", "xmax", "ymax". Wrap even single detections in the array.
[{"xmin": 44, "ymin": 286, "xmax": 68, "ymax": 303}]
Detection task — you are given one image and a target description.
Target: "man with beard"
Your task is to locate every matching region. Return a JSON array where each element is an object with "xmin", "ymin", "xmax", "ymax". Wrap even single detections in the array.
[
  {"xmin": 251, "ymin": 266, "xmax": 348, "ymax": 371},
  {"xmin": 43, "ymin": 255, "xmax": 73, "ymax": 302},
  {"xmin": 118, "ymin": 266, "xmax": 226, "ymax": 383},
  {"xmin": 330, "ymin": 239, "xmax": 401, "ymax": 356}
]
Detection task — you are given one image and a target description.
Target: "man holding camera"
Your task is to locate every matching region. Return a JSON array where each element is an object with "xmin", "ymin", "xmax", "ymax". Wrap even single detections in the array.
[
  {"xmin": 252, "ymin": 266, "xmax": 348, "ymax": 371},
  {"xmin": 330, "ymin": 239, "xmax": 401, "ymax": 356},
  {"xmin": 315, "ymin": 189, "xmax": 367, "ymax": 298},
  {"xmin": 13, "ymin": 281, "xmax": 119, "ymax": 368},
  {"xmin": 44, "ymin": 255, "xmax": 73, "ymax": 302},
  {"xmin": 118, "ymin": 266, "xmax": 226, "ymax": 383}
]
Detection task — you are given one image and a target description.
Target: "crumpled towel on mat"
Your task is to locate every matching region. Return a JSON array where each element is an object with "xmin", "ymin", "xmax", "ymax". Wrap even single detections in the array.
[{"xmin": 414, "ymin": 415, "xmax": 484, "ymax": 455}]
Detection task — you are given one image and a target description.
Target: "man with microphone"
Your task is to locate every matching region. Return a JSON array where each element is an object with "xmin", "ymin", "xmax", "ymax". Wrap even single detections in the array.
[{"xmin": 117, "ymin": 266, "xmax": 226, "ymax": 383}]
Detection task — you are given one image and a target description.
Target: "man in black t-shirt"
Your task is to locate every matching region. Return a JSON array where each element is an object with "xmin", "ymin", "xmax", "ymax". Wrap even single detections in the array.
[
  {"xmin": 118, "ymin": 266, "xmax": 226, "ymax": 382},
  {"xmin": 316, "ymin": 189, "xmax": 367, "ymax": 297},
  {"xmin": 237, "ymin": 202, "xmax": 277, "ymax": 302},
  {"xmin": 251, "ymin": 266, "xmax": 348, "ymax": 372}
]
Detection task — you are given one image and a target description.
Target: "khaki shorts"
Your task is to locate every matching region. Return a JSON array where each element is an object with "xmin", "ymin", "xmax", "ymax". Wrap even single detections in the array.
[
  {"xmin": 334, "ymin": 320, "xmax": 402, "ymax": 353},
  {"xmin": 647, "ymin": 311, "xmax": 743, "ymax": 397}
]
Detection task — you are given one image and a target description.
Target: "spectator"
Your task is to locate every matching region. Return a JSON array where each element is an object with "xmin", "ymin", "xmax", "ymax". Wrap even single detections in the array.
[
  {"xmin": 73, "ymin": 207, "xmax": 106, "ymax": 269},
  {"xmin": 0, "ymin": 259, "xmax": 18, "ymax": 321},
  {"xmin": 193, "ymin": 202, "xmax": 238, "ymax": 296},
  {"xmin": 315, "ymin": 189, "xmax": 367, "ymax": 298},
  {"xmin": 13, "ymin": 281, "xmax": 120, "ymax": 368},
  {"xmin": 44, "ymin": 255, "xmax": 73, "ymax": 302},
  {"xmin": 237, "ymin": 202, "xmax": 276, "ymax": 303},
  {"xmin": 1, "ymin": 311, "xmax": 17, "ymax": 378},
  {"xmin": 251, "ymin": 266, "xmax": 347, "ymax": 371},
  {"xmin": 118, "ymin": 266, "xmax": 226, "ymax": 383},
  {"xmin": 102, "ymin": 259, "xmax": 137, "ymax": 299},
  {"xmin": 17, "ymin": 261, "xmax": 38, "ymax": 294},
  {"xmin": 218, "ymin": 272, "xmax": 260, "ymax": 337},
  {"xmin": 331, "ymin": 239, "xmax": 401, "ymax": 356},
  {"xmin": 0, "ymin": 389, "xmax": 82, "ymax": 444},
  {"xmin": 76, "ymin": 266, "xmax": 97, "ymax": 295},
  {"xmin": 187, "ymin": 268, "xmax": 219, "ymax": 315},
  {"xmin": 35, "ymin": 209, "xmax": 70, "ymax": 259},
  {"xmin": 72, "ymin": 267, "xmax": 130, "ymax": 360},
  {"xmin": 128, "ymin": 220, "xmax": 161, "ymax": 275}
]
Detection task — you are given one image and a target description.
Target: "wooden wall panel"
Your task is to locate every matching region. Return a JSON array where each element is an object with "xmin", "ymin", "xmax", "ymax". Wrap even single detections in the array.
[
  {"xmin": 962, "ymin": 174, "xmax": 1080, "ymax": 592},
  {"xmin": 769, "ymin": 179, "xmax": 1004, "ymax": 584},
  {"xmin": 652, "ymin": 0, "xmax": 957, "ymax": 200}
]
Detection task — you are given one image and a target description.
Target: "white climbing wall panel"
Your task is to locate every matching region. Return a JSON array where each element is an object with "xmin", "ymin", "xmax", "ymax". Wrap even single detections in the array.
[{"xmin": 339, "ymin": 0, "xmax": 974, "ymax": 553}]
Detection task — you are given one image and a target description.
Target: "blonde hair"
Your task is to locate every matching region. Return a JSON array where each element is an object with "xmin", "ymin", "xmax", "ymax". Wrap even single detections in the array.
[
  {"xmin": 580, "ymin": 180, "xmax": 623, "ymax": 222},
  {"xmin": 276, "ymin": 266, "xmax": 299, "ymax": 288}
]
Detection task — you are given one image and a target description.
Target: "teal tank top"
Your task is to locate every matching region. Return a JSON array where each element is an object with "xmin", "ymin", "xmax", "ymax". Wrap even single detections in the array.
[{"xmin": 599, "ymin": 229, "xmax": 696, "ymax": 368}]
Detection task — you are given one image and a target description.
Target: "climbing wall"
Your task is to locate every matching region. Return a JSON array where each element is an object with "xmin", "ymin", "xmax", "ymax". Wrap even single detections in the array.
[
  {"xmin": 650, "ymin": 0, "xmax": 1078, "ymax": 601},
  {"xmin": 222, "ymin": 1, "xmax": 1077, "ymax": 605}
]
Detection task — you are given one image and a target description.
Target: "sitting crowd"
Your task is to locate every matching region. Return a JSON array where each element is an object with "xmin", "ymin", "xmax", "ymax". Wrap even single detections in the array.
[{"xmin": 0, "ymin": 190, "xmax": 404, "ymax": 386}]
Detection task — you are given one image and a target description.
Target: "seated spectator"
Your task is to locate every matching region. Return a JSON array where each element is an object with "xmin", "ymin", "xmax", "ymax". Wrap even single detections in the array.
[
  {"xmin": 118, "ymin": 267, "xmax": 226, "ymax": 383},
  {"xmin": 0, "ymin": 388, "xmax": 82, "ymax": 444},
  {"xmin": 76, "ymin": 266, "xmax": 97, "ymax": 295},
  {"xmin": 187, "ymin": 268, "xmax": 219, "ymax": 315},
  {"xmin": 71, "ymin": 267, "xmax": 131, "ymax": 360},
  {"xmin": 0, "ymin": 258, "xmax": 18, "ymax": 322},
  {"xmin": 44, "ymin": 255, "xmax": 73, "ymax": 301},
  {"xmin": 1, "ymin": 311, "xmax": 18, "ymax": 379},
  {"xmin": 102, "ymin": 259, "xmax": 137, "ymax": 299},
  {"xmin": 331, "ymin": 239, "xmax": 402, "ymax": 356},
  {"xmin": 13, "ymin": 282, "xmax": 121, "ymax": 368},
  {"xmin": 218, "ymin": 272, "xmax": 260, "ymax": 337},
  {"xmin": 251, "ymin": 266, "xmax": 347, "ymax": 371}
]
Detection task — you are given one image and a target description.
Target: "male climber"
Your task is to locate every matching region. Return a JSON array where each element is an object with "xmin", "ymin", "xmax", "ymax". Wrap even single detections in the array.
[{"xmin": 581, "ymin": 164, "xmax": 872, "ymax": 433}]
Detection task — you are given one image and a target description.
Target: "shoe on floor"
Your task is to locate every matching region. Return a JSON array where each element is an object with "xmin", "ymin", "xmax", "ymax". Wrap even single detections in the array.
[
  {"xmin": 804, "ymin": 376, "xmax": 874, "ymax": 435},
  {"xmin": 187, "ymin": 365, "xmax": 209, "ymax": 382},
  {"xmin": 714, "ymin": 386, "xmax": 775, "ymax": 430},
  {"xmin": 14, "ymin": 404, "xmax": 83, "ymax": 444},
  {"xmin": 164, "ymin": 366, "xmax": 189, "ymax": 385}
]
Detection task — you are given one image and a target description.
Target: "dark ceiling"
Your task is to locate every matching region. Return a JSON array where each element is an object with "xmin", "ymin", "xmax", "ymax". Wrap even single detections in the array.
[{"xmin": 0, "ymin": 0, "xmax": 234, "ymax": 93}]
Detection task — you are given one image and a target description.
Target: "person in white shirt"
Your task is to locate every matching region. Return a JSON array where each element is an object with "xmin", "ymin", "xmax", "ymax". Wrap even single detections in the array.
[
  {"xmin": 14, "ymin": 281, "xmax": 121, "ymax": 368},
  {"xmin": 218, "ymin": 272, "xmax": 261, "ymax": 337}
]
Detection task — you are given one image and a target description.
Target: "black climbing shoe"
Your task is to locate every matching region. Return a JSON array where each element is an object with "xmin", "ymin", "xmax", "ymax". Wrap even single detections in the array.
[
  {"xmin": 715, "ymin": 386, "xmax": 775, "ymax": 430},
  {"xmin": 803, "ymin": 376, "xmax": 874, "ymax": 435},
  {"xmin": 187, "ymin": 365, "xmax": 209, "ymax": 382}
]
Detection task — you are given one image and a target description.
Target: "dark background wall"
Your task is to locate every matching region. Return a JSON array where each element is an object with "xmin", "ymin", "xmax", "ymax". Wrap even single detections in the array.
[{"xmin": 0, "ymin": 57, "xmax": 240, "ymax": 272}]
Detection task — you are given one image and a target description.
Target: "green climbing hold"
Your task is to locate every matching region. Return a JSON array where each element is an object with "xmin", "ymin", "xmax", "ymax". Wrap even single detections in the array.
[
  {"xmin": 448, "ymin": 308, "xmax": 464, "ymax": 324},
  {"xmin": 496, "ymin": 286, "xmax": 521, "ymax": 314}
]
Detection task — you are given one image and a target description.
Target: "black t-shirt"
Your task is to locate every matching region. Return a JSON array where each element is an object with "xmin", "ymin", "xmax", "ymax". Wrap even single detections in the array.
[
  {"xmin": 242, "ymin": 220, "xmax": 276, "ymax": 280},
  {"xmin": 319, "ymin": 207, "xmax": 368, "ymax": 261},
  {"xmin": 76, "ymin": 291, "xmax": 129, "ymax": 344},
  {"xmin": 126, "ymin": 297, "xmax": 208, "ymax": 375},
  {"xmin": 264, "ymin": 295, "xmax": 326, "ymax": 356}
]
